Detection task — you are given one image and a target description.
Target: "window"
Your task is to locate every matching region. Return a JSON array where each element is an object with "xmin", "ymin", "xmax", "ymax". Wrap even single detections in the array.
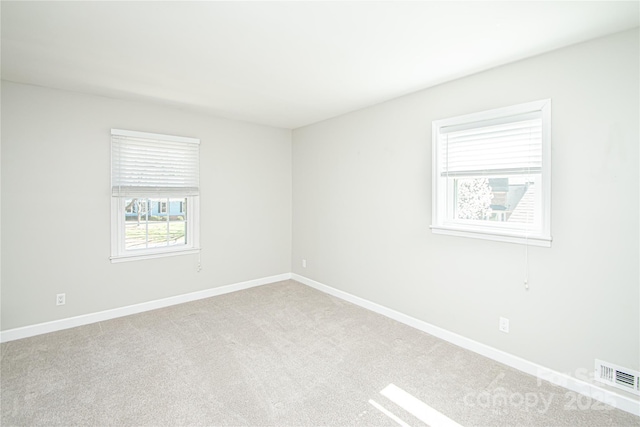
[
  {"xmin": 431, "ymin": 99, "xmax": 551, "ymax": 247},
  {"xmin": 111, "ymin": 129, "xmax": 200, "ymax": 262}
]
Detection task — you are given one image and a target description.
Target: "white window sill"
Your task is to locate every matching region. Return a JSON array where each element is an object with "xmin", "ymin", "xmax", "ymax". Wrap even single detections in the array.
[
  {"xmin": 430, "ymin": 225, "xmax": 552, "ymax": 247},
  {"xmin": 110, "ymin": 248, "xmax": 200, "ymax": 263}
]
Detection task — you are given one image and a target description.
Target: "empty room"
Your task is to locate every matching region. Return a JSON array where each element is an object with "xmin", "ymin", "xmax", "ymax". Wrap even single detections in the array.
[{"xmin": 1, "ymin": 1, "xmax": 639, "ymax": 426}]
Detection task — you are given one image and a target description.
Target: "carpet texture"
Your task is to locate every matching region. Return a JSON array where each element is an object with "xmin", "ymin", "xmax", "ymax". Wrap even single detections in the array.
[{"xmin": 1, "ymin": 280, "xmax": 638, "ymax": 426}]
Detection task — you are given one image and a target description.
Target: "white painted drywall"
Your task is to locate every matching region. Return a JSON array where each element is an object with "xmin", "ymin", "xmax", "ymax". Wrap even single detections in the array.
[
  {"xmin": 292, "ymin": 29, "xmax": 639, "ymax": 376},
  {"xmin": 1, "ymin": 81, "xmax": 292, "ymax": 330}
]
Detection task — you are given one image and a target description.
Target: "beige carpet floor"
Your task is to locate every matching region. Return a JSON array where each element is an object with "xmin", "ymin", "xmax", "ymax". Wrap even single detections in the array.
[{"xmin": 1, "ymin": 280, "xmax": 638, "ymax": 426}]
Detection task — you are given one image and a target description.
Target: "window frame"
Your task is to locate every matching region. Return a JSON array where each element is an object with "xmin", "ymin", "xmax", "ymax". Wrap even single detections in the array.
[
  {"xmin": 431, "ymin": 99, "xmax": 552, "ymax": 247},
  {"xmin": 110, "ymin": 129, "xmax": 200, "ymax": 263}
]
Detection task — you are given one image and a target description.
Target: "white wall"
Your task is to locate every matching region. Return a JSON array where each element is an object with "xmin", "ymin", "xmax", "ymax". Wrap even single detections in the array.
[
  {"xmin": 1, "ymin": 81, "xmax": 292, "ymax": 330},
  {"xmin": 292, "ymin": 29, "xmax": 639, "ymax": 377}
]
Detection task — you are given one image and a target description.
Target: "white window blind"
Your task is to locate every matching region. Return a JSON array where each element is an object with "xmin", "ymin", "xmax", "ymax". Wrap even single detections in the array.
[
  {"xmin": 439, "ymin": 111, "xmax": 542, "ymax": 177},
  {"xmin": 111, "ymin": 129, "xmax": 200, "ymax": 197}
]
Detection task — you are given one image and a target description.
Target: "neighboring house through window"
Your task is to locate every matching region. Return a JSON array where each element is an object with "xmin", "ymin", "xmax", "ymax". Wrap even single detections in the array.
[
  {"xmin": 125, "ymin": 199, "xmax": 148, "ymax": 215},
  {"xmin": 431, "ymin": 99, "xmax": 551, "ymax": 246},
  {"xmin": 111, "ymin": 129, "xmax": 200, "ymax": 262}
]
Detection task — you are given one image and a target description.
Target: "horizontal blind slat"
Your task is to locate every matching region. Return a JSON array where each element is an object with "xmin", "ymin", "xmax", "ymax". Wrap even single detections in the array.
[
  {"xmin": 440, "ymin": 168, "xmax": 542, "ymax": 177},
  {"xmin": 112, "ymin": 131, "xmax": 200, "ymax": 197},
  {"xmin": 441, "ymin": 116, "xmax": 542, "ymax": 174}
]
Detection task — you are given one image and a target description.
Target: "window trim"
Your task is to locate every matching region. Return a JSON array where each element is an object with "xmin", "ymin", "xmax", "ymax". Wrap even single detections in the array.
[{"xmin": 431, "ymin": 99, "xmax": 552, "ymax": 247}]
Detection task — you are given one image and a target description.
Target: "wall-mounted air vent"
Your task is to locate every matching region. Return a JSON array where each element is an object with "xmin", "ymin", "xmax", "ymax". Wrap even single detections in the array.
[{"xmin": 595, "ymin": 359, "xmax": 640, "ymax": 396}]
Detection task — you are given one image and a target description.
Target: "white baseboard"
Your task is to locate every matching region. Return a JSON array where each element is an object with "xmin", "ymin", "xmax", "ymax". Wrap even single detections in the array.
[
  {"xmin": 0, "ymin": 273, "xmax": 292, "ymax": 343},
  {"xmin": 292, "ymin": 273, "xmax": 640, "ymax": 417}
]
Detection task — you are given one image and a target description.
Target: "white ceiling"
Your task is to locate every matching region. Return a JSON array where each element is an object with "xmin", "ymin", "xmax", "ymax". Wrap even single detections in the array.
[{"xmin": 2, "ymin": 1, "xmax": 638, "ymax": 129}]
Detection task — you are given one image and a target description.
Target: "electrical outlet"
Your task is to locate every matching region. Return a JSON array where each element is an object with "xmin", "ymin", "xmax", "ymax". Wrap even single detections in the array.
[
  {"xmin": 56, "ymin": 293, "xmax": 66, "ymax": 306},
  {"xmin": 499, "ymin": 317, "xmax": 509, "ymax": 333},
  {"xmin": 302, "ymin": 259, "xmax": 307, "ymax": 268}
]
